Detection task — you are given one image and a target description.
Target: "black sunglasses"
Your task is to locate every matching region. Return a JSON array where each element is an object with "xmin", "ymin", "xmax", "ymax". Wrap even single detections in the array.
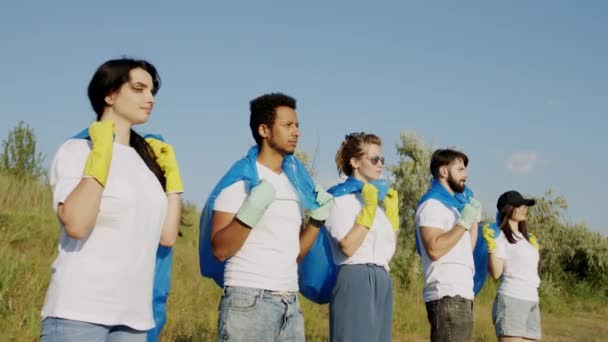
[{"xmin": 366, "ymin": 155, "xmax": 385, "ymax": 165}]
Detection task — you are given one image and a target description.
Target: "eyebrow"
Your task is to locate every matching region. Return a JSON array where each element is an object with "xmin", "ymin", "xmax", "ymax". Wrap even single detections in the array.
[{"xmin": 130, "ymin": 81, "xmax": 150, "ymax": 88}]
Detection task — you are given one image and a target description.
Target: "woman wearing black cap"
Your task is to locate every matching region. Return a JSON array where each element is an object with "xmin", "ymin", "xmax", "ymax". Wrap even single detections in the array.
[{"xmin": 482, "ymin": 191, "xmax": 541, "ymax": 341}]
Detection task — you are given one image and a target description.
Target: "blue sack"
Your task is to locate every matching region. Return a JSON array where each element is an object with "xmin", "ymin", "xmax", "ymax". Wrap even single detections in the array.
[
  {"xmin": 298, "ymin": 177, "xmax": 389, "ymax": 304},
  {"xmin": 147, "ymin": 246, "xmax": 173, "ymax": 342},
  {"xmin": 199, "ymin": 146, "xmax": 321, "ymax": 287},
  {"xmin": 70, "ymin": 128, "xmax": 173, "ymax": 340}
]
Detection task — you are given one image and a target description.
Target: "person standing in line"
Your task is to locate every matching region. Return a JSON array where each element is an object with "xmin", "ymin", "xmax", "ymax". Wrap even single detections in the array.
[
  {"xmin": 209, "ymin": 93, "xmax": 332, "ymax": 341},
  {"xmin": 41, "ymin": 58, "xmax": 183, "ymax": 341},
  {"xmin": 416, "ymin": 149, "xmax": 482, "ymax": 342},
  {"xmin": 483, "ymin": 191, "xmax": 541, "ymax": 341},
  {"xmin": 324, "ymin": 132, "xmax": 399, "ymax": 342}
]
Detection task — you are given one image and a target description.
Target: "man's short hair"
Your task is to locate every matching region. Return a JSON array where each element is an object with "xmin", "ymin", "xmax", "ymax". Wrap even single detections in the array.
[
  {"xmin": 430, "ymin": 149, "xmax": 469, "ymax": 178},
  {"xmin": 249, "ymin": 93, "xmax": 296, "ymax": 146}
]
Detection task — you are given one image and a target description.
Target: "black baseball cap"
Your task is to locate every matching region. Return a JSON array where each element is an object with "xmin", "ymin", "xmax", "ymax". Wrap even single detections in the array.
[{"xmin": 497, "ymin": 191, "xmax": 536, "ymax": 211}]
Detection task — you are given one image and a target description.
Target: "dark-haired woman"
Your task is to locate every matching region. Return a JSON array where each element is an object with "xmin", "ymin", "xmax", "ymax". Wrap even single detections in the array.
[
  {"xmin": 325, "ymin": 132, "xmax": 399, "ymax": 342},
  {"xmin": 483, "ymin": 191, "xmax": 541, "ymax": 341},
  {"xmin": 41, "ymin": 58, "xmax": 183, "ymax": 341}
]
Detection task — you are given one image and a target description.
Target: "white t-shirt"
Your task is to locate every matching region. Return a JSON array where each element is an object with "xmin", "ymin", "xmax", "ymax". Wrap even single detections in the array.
[
  {"xmin": 415, "ymin": 199, "xmax": 475, "ymax": 302},
  {"xmin": 325, "ymin": 193, "xmax": 396, "ymax": 270},
  {"xmin": 214, "ymin": 162, "xmax": 303, "ymax": 292},
  {"xmin": 42, "ymin": 139, "xmax": 167, "ymax": 330},
  {"xmin": 495, "ymin": 231, "xmax": 540, "ymax": 302}
]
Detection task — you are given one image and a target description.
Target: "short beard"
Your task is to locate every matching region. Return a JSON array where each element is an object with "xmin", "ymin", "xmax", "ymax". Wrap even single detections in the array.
[
  {"xmin": 268, "ymin": 137, "xmax": 295, "ymax": 156},
  {"xmin": 447, "ymin": 175, "xmax": 465, "ymax": 193}
]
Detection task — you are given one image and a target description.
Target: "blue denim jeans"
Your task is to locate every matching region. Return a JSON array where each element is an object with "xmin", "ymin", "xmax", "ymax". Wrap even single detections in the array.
[
  {"xmin": 217, "ymin": 286, "xmax": 305, "ymax": 342},
  {"xmin": 41, "ymin": 317, "xmax": 147, "ymax": 342}
]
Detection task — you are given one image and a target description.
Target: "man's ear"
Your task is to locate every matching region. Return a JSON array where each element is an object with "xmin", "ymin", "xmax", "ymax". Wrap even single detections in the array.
[
  {"xmin": 258, "ymin": 123, "xmax": 270, "ymax": 139},
  {"xmin": 438, "ymin": 165, "xmax": 448, "ymax": 179}
]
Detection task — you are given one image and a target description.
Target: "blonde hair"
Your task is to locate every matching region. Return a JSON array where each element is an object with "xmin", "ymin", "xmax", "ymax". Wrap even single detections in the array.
[{"xmin": 335, "ymin": 132, "xmax": 382, "ymax": 176}]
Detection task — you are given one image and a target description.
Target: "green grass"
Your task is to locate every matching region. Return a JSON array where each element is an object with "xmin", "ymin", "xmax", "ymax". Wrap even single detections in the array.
[{"xmin": 1, "ymin": 171, "xmax": 607, "ymax": 341}]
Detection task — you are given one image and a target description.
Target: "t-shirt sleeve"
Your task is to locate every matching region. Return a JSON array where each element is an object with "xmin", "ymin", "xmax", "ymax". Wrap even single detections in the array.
[
  {"xmin": 417, "ymin": 199, "xmax": 451, "ymax": 231},
  {"xmin": 494, "ymin": 233, "xmax": 507, "ymax": 260},
  {"xmin": 49, "ymin": 139, "xmax": 90, "ymax": 212},
  {"xmin": 213, "ymin": 180, "xmax": 247, "ymax": 214},
  {"xmin": 325, "ymin": 196, "xmax": 357, "ymax": 242}
]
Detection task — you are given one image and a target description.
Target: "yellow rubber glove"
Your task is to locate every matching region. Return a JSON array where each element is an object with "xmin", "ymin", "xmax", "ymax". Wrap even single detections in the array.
[
  {"xmin": 355, "ymin": 183, "xmax": 378, "ymax": 229},
  {"xmin": 145, "ymin": 138, "xmax": 184, "ymax": 194},
  {"xmin": 83, "ymin": 120, "xmax": 115, "ymax": 187},
  {"xmin": 384, "ymin": 188, "xmax": 399, "ymax": 231},
  {"xmin": 482, "ymin": 223, "xmax": 497, "ymax": 253},
  {"xmin": 528, "ymin": 233, "xmax": 539, "ymax": 251}
]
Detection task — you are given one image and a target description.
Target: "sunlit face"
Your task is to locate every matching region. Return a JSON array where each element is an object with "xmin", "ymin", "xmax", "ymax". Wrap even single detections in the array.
[
  {"xmin": 264, "ymin": 106, "xmax": 300, "ymax": 155},
  {"xmin": 511, "ymin": 205, "xmax": 529, "ymax": 222},
  {"xmin": 352, "ymin": 143, "xmax": 383, "ymax": 183},
  {"xmin": 105, "ymin": 68, "xmax": 156, "ymax": 125},
  {"xmin": 445, "ymin": 158, "xmax": 467, "ymax": 193}
]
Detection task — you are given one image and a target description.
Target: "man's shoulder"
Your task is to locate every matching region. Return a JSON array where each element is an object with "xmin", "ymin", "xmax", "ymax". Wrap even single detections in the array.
[{"xmin": 418, "ymin": 198, "xmax": 453, "ymax": 215}]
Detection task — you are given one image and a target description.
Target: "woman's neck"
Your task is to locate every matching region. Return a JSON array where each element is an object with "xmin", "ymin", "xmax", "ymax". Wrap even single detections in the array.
[{"xmin": 100, "ymin": 112, "xmax": 131, "ymax": 145}]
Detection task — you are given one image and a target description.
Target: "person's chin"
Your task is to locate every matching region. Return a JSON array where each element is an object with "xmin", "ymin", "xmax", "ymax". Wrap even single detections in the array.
[{"xmin": 132, "ymin": 116, "xmax": 149, "ymax": 125}]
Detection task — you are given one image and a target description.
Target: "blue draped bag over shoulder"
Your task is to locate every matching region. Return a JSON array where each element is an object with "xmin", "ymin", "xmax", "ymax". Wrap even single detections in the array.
[
  {"xmin": 198, "ymin": 146, "xmax": 322, "ymax": 287},
  {"xmin": 70, "ymin": 128, "xmax": 172, "ymax": 342},
  {"xmin": 415, "ymin": 178, "xmax": 488, "ymax": 295},
  {"xmin": 298, "ymin": 177, "xmax": 389, "ymax": 304}
]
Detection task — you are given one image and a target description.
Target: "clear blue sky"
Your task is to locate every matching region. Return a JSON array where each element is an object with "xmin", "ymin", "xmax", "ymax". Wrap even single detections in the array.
[{"xmin": 1, "ymin": 1, "xmax": 606, "ymax": 234}]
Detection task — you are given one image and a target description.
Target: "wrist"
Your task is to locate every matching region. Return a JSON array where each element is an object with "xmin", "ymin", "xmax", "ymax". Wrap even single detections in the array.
[
  {"xmin": 456, "ymin": 219, "xmax": 471, "ymax": 231},
  {"xmin": 308, "ymin": 217, "xmax": 324, "ymax": 229}
]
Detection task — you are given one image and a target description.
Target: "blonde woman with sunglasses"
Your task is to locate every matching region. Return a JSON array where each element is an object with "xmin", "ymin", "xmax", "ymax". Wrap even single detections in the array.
[{"xmin": 324, "ymin": 132, "xmax": 399, "ymax": 342}]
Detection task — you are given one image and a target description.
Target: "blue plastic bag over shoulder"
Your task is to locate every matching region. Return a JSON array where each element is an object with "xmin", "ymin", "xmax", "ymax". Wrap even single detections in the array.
[
  {"xmin": 298, "ymin": 177, "xmax": 389, "ymax": 304},
  {"xmin": 199, "ymin": 146, "xmax": 320, "ymax": 287}
]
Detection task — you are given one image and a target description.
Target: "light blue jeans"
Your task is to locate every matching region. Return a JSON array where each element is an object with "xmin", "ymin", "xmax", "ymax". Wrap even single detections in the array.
[
  {"xmin": 217, "ymin": 286, "xmax": 305, "ymax": 341},
  {"xmin": 41, "ymin": 317, "xmax": 147, "ymax": 342}
]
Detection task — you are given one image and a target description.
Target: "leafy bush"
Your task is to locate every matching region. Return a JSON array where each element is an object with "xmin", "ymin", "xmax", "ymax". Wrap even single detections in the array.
[{"xmin": 1, "ymin": 121, "xmax": 45, "ymax": 179}]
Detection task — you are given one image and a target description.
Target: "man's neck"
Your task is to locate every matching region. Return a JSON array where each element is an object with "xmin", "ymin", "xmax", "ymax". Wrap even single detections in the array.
[
  {"xmin": 438, "ymin": 178, "xmax": 455, "ymax": 196},
  {"xmin": 256, "ymin": 145, "xmax": 284, "ymax": 174}
]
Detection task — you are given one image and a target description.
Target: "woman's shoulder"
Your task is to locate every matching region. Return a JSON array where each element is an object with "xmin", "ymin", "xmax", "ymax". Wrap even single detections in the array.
[
  {"xmin": 55, "ymin": 138, "xmax": 90, "ymax": 155},
  {"xmin": 51, "ymin": 139, "xmax": 90, "ymax": 167}
]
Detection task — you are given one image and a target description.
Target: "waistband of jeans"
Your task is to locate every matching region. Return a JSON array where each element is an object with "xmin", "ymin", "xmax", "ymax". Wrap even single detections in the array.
[
  {"xmin": 223, "ymin": 286, "xmax": 298, "ymax": 298},
  {"xmin": 339, "ymin": 263, "xmax": 387, "ymax": 270}
]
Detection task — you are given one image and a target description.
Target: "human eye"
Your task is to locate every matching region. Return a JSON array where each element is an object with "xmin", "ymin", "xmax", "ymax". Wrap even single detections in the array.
[{"xmin": 129, "ymin": 82, "xmax": 145, "ymax": 92}]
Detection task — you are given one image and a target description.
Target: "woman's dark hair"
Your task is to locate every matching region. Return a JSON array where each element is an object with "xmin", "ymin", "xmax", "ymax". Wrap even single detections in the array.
[
  {"xmin": 430, "ymin": 149, "xmax": 469, "ymax": 179},
  {"xmin": 498, "ymin": 204, "xmax": 530, "ymax": 244},
  {"xmin": 87, "ymin": 58, "xmax": 165, "ymax": 190},
  {"xmin": 249, "ymin": 93, "xmax": 296, "ymax": 146},
  {"xmin": 335, "ymin": 132, "xmax": 382, "ymax": 177}
]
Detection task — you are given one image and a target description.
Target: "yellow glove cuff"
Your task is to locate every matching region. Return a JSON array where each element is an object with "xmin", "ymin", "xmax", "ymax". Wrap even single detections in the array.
[
  {"xmin": 356, "ymin": 206, "xmax": 376, "ymax": 229},
  {"xmin": 83, "ymin": 120, "xmax": 115, "ymax": 187}
]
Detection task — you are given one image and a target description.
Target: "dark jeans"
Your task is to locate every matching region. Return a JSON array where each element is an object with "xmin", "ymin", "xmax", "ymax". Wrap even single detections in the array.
[{"xmin": 425, "ymin": 295, "xmax": 473, "ymax": 342}]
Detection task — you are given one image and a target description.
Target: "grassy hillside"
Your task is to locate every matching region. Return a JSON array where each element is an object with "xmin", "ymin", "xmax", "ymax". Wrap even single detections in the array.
[{"xmin": 1, "ymin": 172, "xmax": 607, "ymax": 341}]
